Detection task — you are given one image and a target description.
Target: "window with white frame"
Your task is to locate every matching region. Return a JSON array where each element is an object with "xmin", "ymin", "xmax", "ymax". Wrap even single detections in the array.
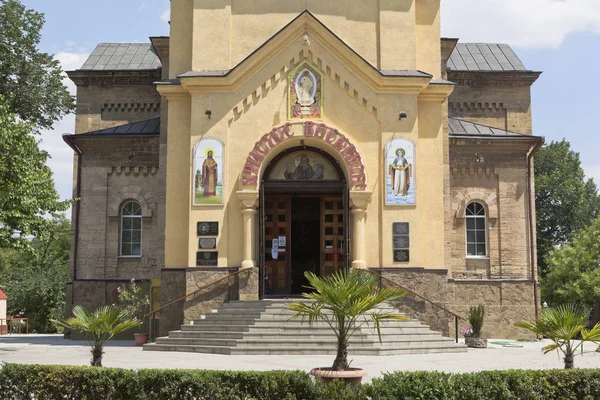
[
  {"xmin": 466, "ymin": 202, "xmax": 487, "ymax": 257},
  {"xmin": 121, "ymin": 201, "xmax": 142, "ymax": 257}
]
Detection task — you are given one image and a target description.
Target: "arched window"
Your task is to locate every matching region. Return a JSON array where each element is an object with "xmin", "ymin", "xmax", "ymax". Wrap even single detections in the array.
[
  {"xmin": 466, "ymin": 202, "xmax": 487, "ymax": 257},
  {"xmin": 120, "ymin": 201, "xmax": 142, "ymax": 257}
]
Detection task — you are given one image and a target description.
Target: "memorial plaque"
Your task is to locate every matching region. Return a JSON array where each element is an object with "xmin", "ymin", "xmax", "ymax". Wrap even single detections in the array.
[
  {"xmin": 197, "ymin": 222, "xmax": 219, "ymax": 236},
  {"xmin": 196, "ymin": 251, "xmax": 218, "ymax": 266},
  {"xmin": 199, "ymin": 238, "xmax": 217, "ymax": 250},
  {"xmin": 393, "ymin": 222, "xmax": 409, "ymax": 235},
  {"xmin": 393, "ymin": 235, "xmax": 410, "ymax": 250},
  {"xmin": 394, "ymin": 250, "xmax": 410, "ymax": 263}
]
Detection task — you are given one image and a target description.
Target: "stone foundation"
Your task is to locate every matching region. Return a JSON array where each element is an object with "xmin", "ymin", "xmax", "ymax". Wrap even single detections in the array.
[
  {"xmin": 372, "ymin": 268, "xmax": 538, "ymax": 340},
  {"xmin": 158, "ymin": 267, "xmax": 256, "ymax": 336}
]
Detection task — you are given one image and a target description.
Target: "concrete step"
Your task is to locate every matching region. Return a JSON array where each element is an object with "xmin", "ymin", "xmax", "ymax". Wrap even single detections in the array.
[{"xmin": 144, "ymin": 299, "xmax": 466, "ymax": 355}]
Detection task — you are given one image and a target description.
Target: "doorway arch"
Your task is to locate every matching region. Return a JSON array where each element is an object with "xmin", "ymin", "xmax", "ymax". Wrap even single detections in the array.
[{"xmin": 259, "ymin": 147, "xmax": 349, "ymax": 297}]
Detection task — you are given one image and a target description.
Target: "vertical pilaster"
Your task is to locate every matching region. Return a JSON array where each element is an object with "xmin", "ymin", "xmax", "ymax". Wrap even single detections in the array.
[{"xmin": 350, "ymin": 191, "xmax": 372, "ymax": 269}]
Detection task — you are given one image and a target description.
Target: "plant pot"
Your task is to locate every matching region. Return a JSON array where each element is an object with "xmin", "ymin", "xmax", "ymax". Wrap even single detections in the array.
[
  {"xmin": 310, "ymin": 368, "xmax": 367, "ymax": 387},
  {"xmin": 133, "ymin": 333, "xmax": 149, "ymax": 346},
  {"xmin": 465, "ymin": 337, "xmax": 487, "ymax": 348}
]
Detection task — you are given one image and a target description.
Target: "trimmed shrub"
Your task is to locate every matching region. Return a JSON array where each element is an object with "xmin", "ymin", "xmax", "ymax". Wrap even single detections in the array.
[
  {"xmin": 2, "ymin": 364, "xmax": 600, "ymax": 400},
  {"xmin": 0, "ymin": 364, "xmax": 316, "ymax": 400}
]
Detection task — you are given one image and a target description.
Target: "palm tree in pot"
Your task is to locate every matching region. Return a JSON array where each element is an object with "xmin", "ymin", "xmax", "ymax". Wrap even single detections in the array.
[
  {"xmin": 516, "ymin": 303, "xmax": 600, "ymax": 369},
  {"xmin": 288, "ymin": 269, "xmax": 407, "ymax": 384}
]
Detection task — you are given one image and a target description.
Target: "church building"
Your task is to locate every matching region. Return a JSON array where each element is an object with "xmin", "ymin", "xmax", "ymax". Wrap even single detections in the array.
[{"xmin": 64, "ymin": 1, "xmax": 543, "ymax": 344}]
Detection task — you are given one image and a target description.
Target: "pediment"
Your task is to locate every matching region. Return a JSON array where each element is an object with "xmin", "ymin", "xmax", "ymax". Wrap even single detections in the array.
[{"xmin": 158, "ymin": 11, "xmax": 444, "ymax": 97}]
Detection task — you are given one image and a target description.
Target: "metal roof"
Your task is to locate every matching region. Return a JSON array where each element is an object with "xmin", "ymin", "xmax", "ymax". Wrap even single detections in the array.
[
  {"xmin": 447, "ymin": 43, "xmax": 528, "ymax": 72},
  {"xmin": 448, "ymin": 117, "xmax": 528, "ymax": 137},
  {"xmin": 80, "ymin": 43, "xmax": 161, "ymax": 71},
  {"xmin": 75, "ymin": 116, "xmax": 160, "ymax": 137}
]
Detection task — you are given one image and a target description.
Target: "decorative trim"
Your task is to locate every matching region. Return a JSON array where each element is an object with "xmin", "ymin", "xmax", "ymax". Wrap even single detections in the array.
[{"xmin": 453, "ymin": 189, "xmax": 498, "ymax": 219}]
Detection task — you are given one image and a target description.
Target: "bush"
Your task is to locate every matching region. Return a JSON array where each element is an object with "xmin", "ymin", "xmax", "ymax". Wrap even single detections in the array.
[
  {"xmin": 467, "ymin": 304, "xmax": 485, "ymax": 338},
  {"xmin": 2, "ymin": 364, "xmax": 600, "ymax": 400},
  {"xmin": 0, "ymin": 365, "xmax": 317, "ymax": 400}
]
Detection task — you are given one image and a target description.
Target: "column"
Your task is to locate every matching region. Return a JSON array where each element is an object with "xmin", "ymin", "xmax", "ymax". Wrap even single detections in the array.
[
  {"xmin": 241, "ymin": 207, "xmax": 257, "ymax": 268},
  {"xmin": 350, "ymin": 191, "xmax": 372, "ymax": 269},
  {"xmin": 237, "ymin": 191, "xmax": 259, "ymax": 269}
]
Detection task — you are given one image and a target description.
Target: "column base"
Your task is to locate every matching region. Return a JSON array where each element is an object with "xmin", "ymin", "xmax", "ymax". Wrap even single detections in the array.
[
  {"xmin": 241, "ymin": 260, "xmax": 256, "ymax": 268},
  {"xmin": 351, "ymin": 260, "xmax": 367, "ymax": 269}
]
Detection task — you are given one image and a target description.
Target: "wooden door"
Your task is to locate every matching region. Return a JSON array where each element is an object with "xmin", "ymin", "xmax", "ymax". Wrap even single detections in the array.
[
  {"xmin": 321, "ymin": 196, "xmax": 345, "ymax": 276},
  {"xmin": 263, "ymin": 196, "xmax": 291, "ymax": 294}
]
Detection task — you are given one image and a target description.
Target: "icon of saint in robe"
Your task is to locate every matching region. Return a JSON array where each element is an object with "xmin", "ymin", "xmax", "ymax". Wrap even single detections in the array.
[
  {"xmin": 202, "ymin": 151, "xmax": 218, "ymax": 197},
  {"xmin": 389, "ymin": 148, "xmax": 411, "ymax": 196}
]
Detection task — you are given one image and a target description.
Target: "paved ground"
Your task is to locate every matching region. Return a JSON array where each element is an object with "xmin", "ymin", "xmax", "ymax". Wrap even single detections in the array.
[{"xmin": 1, "ymin": 335, "xmax": 600, "ymax": 381}]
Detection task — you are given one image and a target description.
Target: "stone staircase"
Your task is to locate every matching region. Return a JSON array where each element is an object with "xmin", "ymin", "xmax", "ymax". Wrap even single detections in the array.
[{"xmin": 143, "ymin": 299, "xmax": 467, "ymax": 355}]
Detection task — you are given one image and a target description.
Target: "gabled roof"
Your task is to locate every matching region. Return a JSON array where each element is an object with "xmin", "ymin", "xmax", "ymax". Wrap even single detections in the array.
[
  {"xmin": 67, "ymin": 116, "xmax": 160, "ymax": 138},
  {"xmin": 80, "ymin": 43, "xmax": 161, "ymax": 71},
  {"xmin": 0, "ymin": 289, "xmax": 7, "ymax": 300},
  {"xmin": 448, "ymin": 43, "xmax": 528, "ymax": 72},
  {"xmin": 448, "ymin": 117, "xmax": 536, "ymax": 138}
]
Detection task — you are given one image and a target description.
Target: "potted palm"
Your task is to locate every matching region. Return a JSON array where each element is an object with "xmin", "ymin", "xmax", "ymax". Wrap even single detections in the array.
[
  {"xmin": 53, "ymin": 306, "xmax": 140, "ymax": 366},
  {"xmin": 288, "ymin": 269, "xmax": 407, "ymax": 385},
  {"xmin": 117, "ymin": 278, "xmax": 150, "ymax": 346},
  {"xmin": 516, "ymin": 303, "xmax": 600, "ymax": 368},
  {"xmin": 464, "ymin": 304, "xmax": 487, "ymax": 348}
]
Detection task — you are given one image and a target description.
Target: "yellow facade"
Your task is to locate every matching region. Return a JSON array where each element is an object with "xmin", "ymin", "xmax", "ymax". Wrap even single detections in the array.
[{"xmin": 160, "ymin": 3, "xmax": 452, "ymax": 272}]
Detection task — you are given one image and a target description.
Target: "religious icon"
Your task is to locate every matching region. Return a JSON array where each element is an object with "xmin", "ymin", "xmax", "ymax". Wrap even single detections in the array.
[
  {"xmin": 266, "ymin": 151, "xmax": 339, "ymax": 181},
  {"xmin": 385, "ymin": 139, "xmax": 416, "ymax": 206},
  {"xmin": 288, "ymin": 61, "xmax": 323, "ymax": 120},
  {"xmin": 193, "ymin": 139, "xmax": 224, "ymax": 206}
]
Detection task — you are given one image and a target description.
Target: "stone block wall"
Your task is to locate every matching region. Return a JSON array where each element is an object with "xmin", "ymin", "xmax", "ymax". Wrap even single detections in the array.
[{"xmin": 448, "ymin": 71, "xmax": 540, "ymax": 135}]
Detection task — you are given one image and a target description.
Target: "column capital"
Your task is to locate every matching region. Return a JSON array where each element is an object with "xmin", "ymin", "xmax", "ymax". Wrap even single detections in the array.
[
  {"xmin": 350, "ymin": 190, "xmax": 372, "ymax": 209},
  {"xmin": 236, "ymin": 190, "xmax": 259, "ymax": 209}
]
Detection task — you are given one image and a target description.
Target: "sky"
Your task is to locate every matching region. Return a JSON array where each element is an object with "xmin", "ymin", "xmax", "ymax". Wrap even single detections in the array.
[{"xmin": 21, "ymin": 0, "xmax": 600, "ymax": 205}]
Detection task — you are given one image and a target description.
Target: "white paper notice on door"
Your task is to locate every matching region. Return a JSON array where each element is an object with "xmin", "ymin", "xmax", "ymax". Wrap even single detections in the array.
[
  {"xmin": 278, "ymin": 236, "xmax": 286, "ymax": 252},
  {"xmin": 271, "ymin": 238, "xmax": 279, "ymax": 260}
]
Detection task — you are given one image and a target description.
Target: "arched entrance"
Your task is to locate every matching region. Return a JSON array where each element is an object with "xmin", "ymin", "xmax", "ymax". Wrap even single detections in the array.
[{"xmin": 260, "ymin": 147, "xmax": 349, "ymax": 297}]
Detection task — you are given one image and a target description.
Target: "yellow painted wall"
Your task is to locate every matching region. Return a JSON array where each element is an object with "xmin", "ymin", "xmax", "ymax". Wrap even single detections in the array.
[
  {"xmin": 170, "ymin": 0, "xmax": 441, "ymax": 74},
  {"xmin": 164, "ymin": 1, "xmax": 448, "ymax": 270}
]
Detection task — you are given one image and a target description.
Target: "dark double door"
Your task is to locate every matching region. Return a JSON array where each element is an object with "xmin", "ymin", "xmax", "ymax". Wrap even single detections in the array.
[{"xmin": 261, "ymin": 193, "xmax": 348, "ymax": 296}]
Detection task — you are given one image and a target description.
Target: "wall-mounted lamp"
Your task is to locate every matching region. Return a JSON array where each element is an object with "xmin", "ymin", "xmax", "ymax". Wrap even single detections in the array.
[
  {"xmin": 475, "ymin": 153, "xmax": 485, "ymax": 163},
  {"xmin": 399, "ymin": 111, "xmax": 407, "ymax": 121},
  {"xmin": 205, "ymin": 109, "xmax": 212, "ymax": 119}
]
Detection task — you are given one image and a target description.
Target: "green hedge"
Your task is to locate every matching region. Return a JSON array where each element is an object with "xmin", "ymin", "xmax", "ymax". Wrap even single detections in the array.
[{"xmin": 2, "ymin": 364, "xmax": 600, "ymax": 400}]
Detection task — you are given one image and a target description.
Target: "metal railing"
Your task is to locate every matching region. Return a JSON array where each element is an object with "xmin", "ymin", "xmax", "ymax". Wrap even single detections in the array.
[
  {"xmin": 144, "ymin": 268, "xmax": 252, "ymax": 342},
  {"xmin": 0, "ymin": 318, "xmax": 29, "ymax": 335},
  {"xmin": 365, "ymin": 269, "xmax": 466, "ymax": 343}
]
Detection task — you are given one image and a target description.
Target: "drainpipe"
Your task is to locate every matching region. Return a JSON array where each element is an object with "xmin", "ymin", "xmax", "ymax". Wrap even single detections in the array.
[
  {"xmin": 527, "ymin": 136, "xmax": 545, "ymax": 320},
  {"xmin": 62, "ymin": 136, "xmax": 82, "ymax": 285}
]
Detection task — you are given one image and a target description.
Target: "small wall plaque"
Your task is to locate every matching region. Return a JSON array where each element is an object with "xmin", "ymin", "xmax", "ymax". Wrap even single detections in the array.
[
  {"xmin": 393, "ymin": 222, "xmax": 409, "ymax": 235},
  {"xmin": 199, "ymin": 238, "xmax": 217, "ymax": 250},
  {"xmin": 196, "ymin": 251, "xmax": 218, "ymax": 266},
  {"xmin": 197, "ymin": 222, "xmax": 219, "ymax": 236},
  {"xmin": 394, "ymin": 250, "xmax": 410, "ymax": 263},
  {"xmin": 393, "ymin": 235, "xmax": 410, "ymax": 250}
]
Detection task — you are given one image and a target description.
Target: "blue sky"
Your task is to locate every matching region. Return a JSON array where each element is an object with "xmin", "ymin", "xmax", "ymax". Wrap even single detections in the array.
[{"xmin": 21, "ymin": 0, "xmax": 600, "ymax": 203}]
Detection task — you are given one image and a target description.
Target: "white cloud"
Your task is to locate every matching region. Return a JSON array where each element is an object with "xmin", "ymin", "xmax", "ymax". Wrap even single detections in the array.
[
  {"xmin": 442, "ymin": 0, "xmax": 600, "ymax": 48},
  {"xmin": 160, "ymin": 8, "xmax": 170, "ymax": 23}
]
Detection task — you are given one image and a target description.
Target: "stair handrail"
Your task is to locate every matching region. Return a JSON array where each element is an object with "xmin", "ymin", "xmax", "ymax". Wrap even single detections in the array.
[
  {"xmin": 364, "ymin": 269, "xmax": 466, "ymax": 343},
  {"xmin": 145, "ymin": 267, "xmax": 253, "ymax": 341}
]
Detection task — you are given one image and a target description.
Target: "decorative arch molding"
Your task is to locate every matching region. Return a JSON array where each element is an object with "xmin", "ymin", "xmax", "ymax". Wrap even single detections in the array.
[
  {"xmin": 453, "ymin": 189, "xmax": 498, "ymax": 219},
  {"xmin": 108, "ymin": 188, "xmax": 154, "ymax": 218},
  {"xmin": 239, "ymin": 121, "xmax": 367, "ymax": 191}
]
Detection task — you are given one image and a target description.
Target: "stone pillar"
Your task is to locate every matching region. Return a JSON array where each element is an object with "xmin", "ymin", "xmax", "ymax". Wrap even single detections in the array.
[
  {"xmin": 350, "ymin": 191, "xmax": 372, "ymax": 269},
  {"xmin": 237, "ymin": 191, "xmax": 259, "ymax": 269}
]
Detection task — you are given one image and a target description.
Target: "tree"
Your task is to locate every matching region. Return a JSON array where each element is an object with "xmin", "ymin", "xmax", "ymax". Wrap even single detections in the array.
[
  {"xmin": 0, "ymin": 216, "xmax": 71, "ymax": 332},
  {"xmin": 53, "ymin": 306, "xmax": 141, "ymax": 367},
  {"xmin": 541, "ymin": 215, "xmax": 600, "ymax": 306},
  {"xmin": 0, "ymin": 0, "xmax": 74, "ymax": 130},
  {"xmin": 535, "ymin": 140, "xmax": 600, "ymax": 277},
  {"xmin": 0, "ymin": 98, "xmax": 70, "ymax": 248},
  {"xmin": 288, "ymin": 269, "xmax": 407, "ymax": 372},
  {"xmin": 516, "ymin": 304, "xmax": 600, "ymax": 369}
]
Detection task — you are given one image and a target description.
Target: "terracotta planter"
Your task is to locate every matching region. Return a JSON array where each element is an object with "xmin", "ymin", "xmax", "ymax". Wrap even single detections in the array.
[
  {"xmin": 310, "ymin": 368, "xmax": 367, "ymax": 387},
  {"xmin": 465, "ymin": 337, "xmax": 487, "ymax": 348},
  {"xmin": 134, "ymin": 333, "xmax": 149, "ymax": 346}
]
